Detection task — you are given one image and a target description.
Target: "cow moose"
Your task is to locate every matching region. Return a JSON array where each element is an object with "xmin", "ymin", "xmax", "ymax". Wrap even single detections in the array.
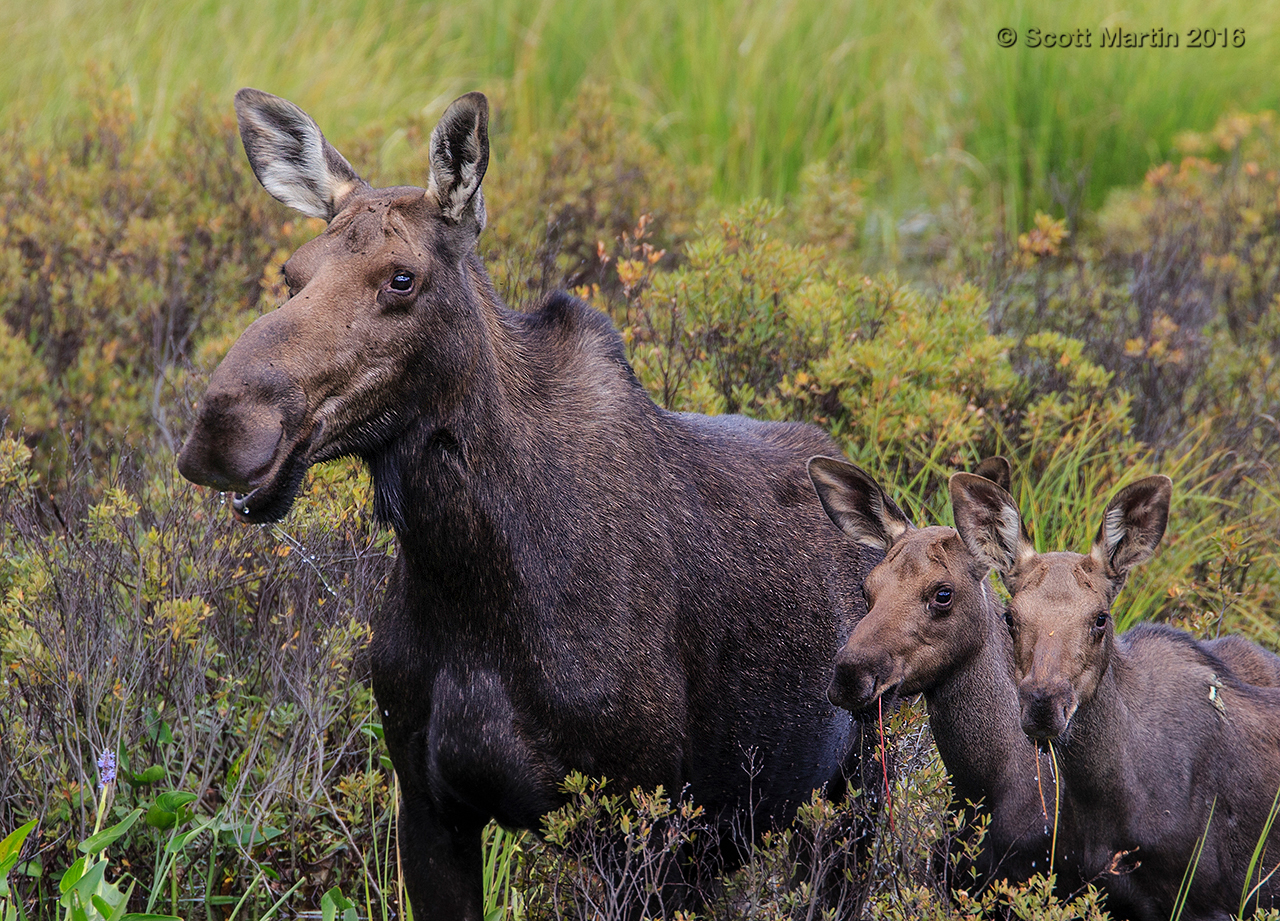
[
  {"xmin": 950, "ymin": 473, "xmax": 1280, "ymax": 920},
  {"xmin": 810, "ymin": 457, "xmax": 1080, "ymax": 893},
  {"xmin": 176, "ymin": 89, "xmax": 879, "ymax": 918}
]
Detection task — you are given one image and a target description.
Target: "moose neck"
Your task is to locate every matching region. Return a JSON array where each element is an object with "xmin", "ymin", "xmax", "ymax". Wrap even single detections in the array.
[
  {"xmin": 927, "ymin": 606, "xmax": 1036, "ymax": 806},
  {"xmin": 1051, "ymin": 647, "xmax": 1136, "ymax": 813},
  {"xmin": 366, "ymin": 263, "xmax": 647, "ymax": 629}
]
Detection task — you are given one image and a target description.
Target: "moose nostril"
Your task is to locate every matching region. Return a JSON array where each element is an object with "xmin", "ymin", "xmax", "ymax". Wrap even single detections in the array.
[
  {"xmin": 178, "ymin": 402, "xmax": 286, "ymax": 492},
  {"xmin": 828, "ymin": 660, "xmax": 881, "ymax": 712}
]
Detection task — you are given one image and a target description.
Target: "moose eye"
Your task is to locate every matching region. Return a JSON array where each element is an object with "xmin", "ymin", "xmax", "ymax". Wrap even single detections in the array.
[
  {"xmin": 1004, "ymin": 610, "xmax": 1015, "ymax": 630},
  {"xmin": 931, "ymin": 585, "xmax": 954, "ymax": 613},
  {"xmin": 389, "ymin": 271, "xmax": 415, "ymax": 292},
  {"xmin": 1094, "ymin": 611, "xmax": 1109, "ymax": 630}
]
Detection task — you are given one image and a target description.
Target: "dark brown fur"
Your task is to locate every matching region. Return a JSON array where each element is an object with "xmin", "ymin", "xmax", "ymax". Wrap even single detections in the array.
[
  {"xmin": 952, "ymin": 474, "xmax": 1280, "ymax": 921},
  {"xmin": 178, "ymin": 90, "xmax": 877, "ymax": 919}
]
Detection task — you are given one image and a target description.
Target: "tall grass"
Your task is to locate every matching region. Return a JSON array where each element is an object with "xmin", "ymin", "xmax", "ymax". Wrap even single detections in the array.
[{"xmin": 4, "ymin": 0, "xmax": 1278, "ymax": 228}]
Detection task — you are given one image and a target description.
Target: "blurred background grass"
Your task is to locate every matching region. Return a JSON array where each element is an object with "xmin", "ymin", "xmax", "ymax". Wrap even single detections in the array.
[{"xmin": 4, "ymin": 0, "xmax": 1276, "ymax": 229}]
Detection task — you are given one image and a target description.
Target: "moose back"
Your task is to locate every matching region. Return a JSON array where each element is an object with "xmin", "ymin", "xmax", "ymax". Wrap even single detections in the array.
[{"xmin": 176, "ymin": 89, "xmax": 877, "ymax": 918}]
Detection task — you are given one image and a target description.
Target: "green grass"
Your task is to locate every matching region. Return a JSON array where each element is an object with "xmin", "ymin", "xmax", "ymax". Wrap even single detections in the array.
[{"xmin": 3, "ymin": 0, "xmax": 1278, "ymax": 228}]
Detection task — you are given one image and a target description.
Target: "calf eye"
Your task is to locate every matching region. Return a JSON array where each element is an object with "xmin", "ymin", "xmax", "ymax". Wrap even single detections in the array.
[
  {"xmin": 930, "ymin": 585, "xmax": 954, "ymax": 614},
  {"xmin": 1094, "ymin": 611, "xmax": 1109, "ymax": 630},
  {"xmin": 389, "ymin": 271, "xmax": 415, "ymax": 292},
  {"xmin": 1004, "ymin": 610, "xmax": 1015, "ymax": 630}
]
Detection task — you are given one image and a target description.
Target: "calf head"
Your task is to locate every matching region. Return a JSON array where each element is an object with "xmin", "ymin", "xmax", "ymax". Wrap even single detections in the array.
[
  {"xmin": 951, "ymin": 473, "xmax": 1172, "ymax": 741},
  {"xmin": 808, "ymin": 457, "xmax": 999, "ymax": 713},
  {"xmin": 177, "ymin": 89, "xmax": 492, "ymax": 522}
]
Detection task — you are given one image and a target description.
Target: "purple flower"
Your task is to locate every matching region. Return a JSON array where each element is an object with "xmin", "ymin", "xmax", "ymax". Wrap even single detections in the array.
[{"xmin": 97, "ymin": 750, "xmax": 117, "ymax": 790}]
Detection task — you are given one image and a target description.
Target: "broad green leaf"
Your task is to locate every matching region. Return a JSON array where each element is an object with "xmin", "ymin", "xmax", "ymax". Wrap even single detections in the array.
[
  {"xmin": 0, "ymin": 819, "xmax": 37, "ymax": 874},
  {"xmin": 154, "ymin": 791, "xmax": 197, "ymax": 814},
  {"xmin": 163, "ymin": 817, "xmax": 215, "ymax": 855},
  {"xmin": 67, "ymin": 891, "xmax": 90, "ymax": 921},
  {"xmin": 144, "ymin": 804, "xmax": 175, "ymax": 830},
  {"xmin": 58, "ymin": 856, "xmax": 87, "ymax": 894},
  {"xmin": 65, "ymin": 859, "xmax": 106, "ymax": 900},
  {"xmin": 78, "ymin": 808, "xmax": 143, "ymax": 854},
  {"xmin": 105, "ymin": 879, "xmax": 137, "ymax": 921},
  {"xmin": 126, "ymin": 765, "xmax": 165, "ymax": 787}
]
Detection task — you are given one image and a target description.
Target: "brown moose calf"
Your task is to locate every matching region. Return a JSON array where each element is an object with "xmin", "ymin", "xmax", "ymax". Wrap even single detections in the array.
[{"xmin": 951, "ymin": 474, "xmax": 1280, "ymax": 921}]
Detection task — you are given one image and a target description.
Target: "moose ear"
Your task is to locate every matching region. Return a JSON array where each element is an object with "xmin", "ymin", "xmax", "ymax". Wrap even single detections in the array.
[
  {"xmin": 972, "ymin": 456, "xmax": 1012, "ymax": 493},
  {"xmin": 950, "ymin": 472, "xmax": 1035, "ymax": 579},
  {"xmin": 1090, "ymin": 475, "xmax": 1172, "ymax": 580},
  {"xmin": 807, "ymin": 457, "xmax": 913, "ymax": 552},
  {"xmin": 234, "ymin": 88, "xmax": 365, "ymax": 221},
  {"xmin": 427, "ymin": 92, "xmax": 490, "ymax": 230}
]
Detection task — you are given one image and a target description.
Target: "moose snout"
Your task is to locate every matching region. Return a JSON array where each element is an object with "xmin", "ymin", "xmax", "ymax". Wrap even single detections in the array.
[
  {"xmin": 178, "ymin": 394, "xmax": 287, "ymax": 492},
  {"xmin": 178, "ymin": 312, "xmax": 309, "ymax": 493},
  {"xmin": 1018, "ymin": 680, "xmax": 1077, "ymax": 741},
  {"xmin": 828, "ymin": 653, "xmax": 893, "ymax": 713}
]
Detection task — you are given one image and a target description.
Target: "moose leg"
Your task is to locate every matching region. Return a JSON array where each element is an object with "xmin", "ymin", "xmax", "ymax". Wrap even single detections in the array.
[{"xmin": 397, "ymin": 796, "xmax": 484, "ymax": 921}]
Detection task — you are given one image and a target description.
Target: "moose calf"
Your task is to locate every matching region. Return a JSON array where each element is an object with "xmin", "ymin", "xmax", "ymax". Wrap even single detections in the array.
[{"xmin": 951, "ymin": 474, "xmax": 1280, "ymax": 920}]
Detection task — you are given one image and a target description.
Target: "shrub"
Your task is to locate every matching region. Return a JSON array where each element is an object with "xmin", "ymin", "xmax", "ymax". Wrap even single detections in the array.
[
  {"xmin": 990, "ymin": 111, "xmax": 1280, "ymax": 457},
  {"xmin": 0, "ymin": 80, "xmax": 309, "ymax": 489},
  {"xmin": 0, "ymin": 437, "xmax": 398, "ymax": 916}
]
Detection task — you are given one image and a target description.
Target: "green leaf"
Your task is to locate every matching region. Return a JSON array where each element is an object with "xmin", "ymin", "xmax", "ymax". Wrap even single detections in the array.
[
  {"xmin": 67, "ymin": 891, "xmax": 90, "ymax": 921},
  {"xmin": 92, "ymin": 893, "xmax": 119, "ymax": 916},
  {"xmin": 66, "ymin": 860, "xmax": 106, "ymax": 899},
  {"xmin": 320, "ymin": 885, "xmax": 357, "ymax": 921},
  {"xmin": 105, "ymin": 880, "xmax": 137, "ymax": 921},
  {"xmin": 144, "ymin": 805, "xmax": 175, "ymax": 831},
  {"xmin": 78, "ymin": 808, "xmax": 143, "ymax": 854},
  {"xmin": 125, "ymin": 765, "xmax": 165, "ymax": 788},
  {"xmin": 154, "ymin": 791, "xmax": 196, "ymax": 814},
  {"xmin": 58, "ymin": 856, "xmax": 87, "ymax": 894},
  {"xmin": 0, "ymin": 819, "xmax": 37, "ymax": 875},
  {"xmin": 120, "ymin": 915, "xmax": 183, "ymax": 921},
  {"xmin": 163, "ymin": 817, "xmax": 215, "ymax": 855}
]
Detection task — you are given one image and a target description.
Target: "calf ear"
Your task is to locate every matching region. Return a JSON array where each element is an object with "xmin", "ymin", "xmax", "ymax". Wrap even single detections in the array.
[
  {"xmin": 428, "ymin": 92, "xmax": 490, "ymax": 231},
  {"xmin": 950, "ymin": 472, "xmax": 1035, "ymax": 580},
  {"xmin": 972, "ymin": 456, "xmax": 1012, "ymax": 493},
  {"xmin": 234, "ymin": 89, "xmax": 365, "ymax": 220},
  {"xmin": 1091, "ymin": 475, "xmax": 1172, "ymax": 580},
  {"xmin": 807, "ymin": 457, "xmax": 913, "ymax": 551}
]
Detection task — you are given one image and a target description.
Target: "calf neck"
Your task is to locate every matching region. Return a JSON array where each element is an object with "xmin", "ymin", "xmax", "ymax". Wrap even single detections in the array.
[
  {"xmin": 178, "ymin": 89, "xmax": 877, "ymax": 918},
  {"xmin": 953, "ymin": 474, "xmax": 1280, "ymax": 920}
]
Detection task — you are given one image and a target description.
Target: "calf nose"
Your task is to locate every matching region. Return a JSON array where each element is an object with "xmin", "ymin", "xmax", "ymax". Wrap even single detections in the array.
[
  {"xmin": 828, "ymin": 657, "xmax": 885, "ymax": 713},
  {"xmin": 1019, "ymin": 681, "xmax": 1076, "ymax": 740}
]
